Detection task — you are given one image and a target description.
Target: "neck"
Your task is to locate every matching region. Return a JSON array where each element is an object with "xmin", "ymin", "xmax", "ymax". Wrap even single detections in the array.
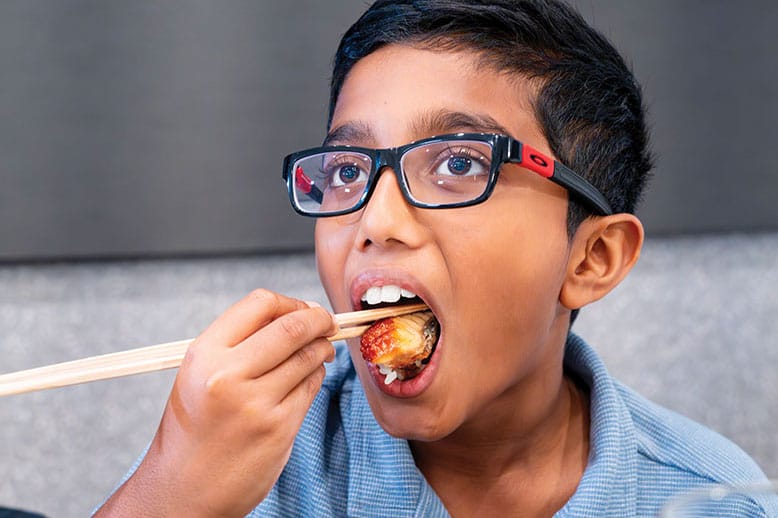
[{"xmin": 409, "ymin": 348, "xmax": 590, "ymax": 515}]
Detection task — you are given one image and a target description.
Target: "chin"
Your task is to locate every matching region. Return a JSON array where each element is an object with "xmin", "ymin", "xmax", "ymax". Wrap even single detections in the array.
[
  {"xmin": 378, "ymin": 413, "xmax": 455, "ymax": 442},
  {"xmin": 359, "ymin": 381, "xmax": 460, "ymax": 441}
]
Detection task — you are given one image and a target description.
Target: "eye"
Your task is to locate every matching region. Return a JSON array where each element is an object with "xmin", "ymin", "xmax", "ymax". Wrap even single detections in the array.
[
  {"xmin": 446, "ymin": 156, "xmax": 472, "ymax": 175},
  {"xmin": 433, "ymin": 148, "xmax": 488, "ymax": 177},
  {"xmin": 337, "ymin": 164, "xmax": 361, "ymax": 184},
  {"xmin": 320, "ymin": 155, "xmax": 370, "ymax": 188}
]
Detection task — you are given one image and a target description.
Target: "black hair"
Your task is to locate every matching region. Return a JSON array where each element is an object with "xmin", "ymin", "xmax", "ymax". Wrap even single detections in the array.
[
  {"xmin": 329, "ymin": 0, "xmax": 653, "ymax": 325},
  {"xmin": 328, "ymin": 0, "xmax": 653, "ymax": 237}
]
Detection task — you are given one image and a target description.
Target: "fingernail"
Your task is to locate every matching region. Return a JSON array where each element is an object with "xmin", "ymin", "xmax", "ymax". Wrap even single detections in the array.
[{"xmin": 305, "ymin": 300, "xmax": 338, "ymax": 333}]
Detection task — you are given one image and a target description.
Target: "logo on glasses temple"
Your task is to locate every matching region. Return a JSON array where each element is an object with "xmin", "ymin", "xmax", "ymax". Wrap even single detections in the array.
[{"xmin": 529, "ymin": 154, "xmax": 548, "ymax": 168}]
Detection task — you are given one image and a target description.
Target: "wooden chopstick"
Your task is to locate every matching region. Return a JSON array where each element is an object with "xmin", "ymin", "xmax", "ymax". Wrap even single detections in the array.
[{"xmin": 0, "ymin": 302, "xmax": 427, "ymax": 398}]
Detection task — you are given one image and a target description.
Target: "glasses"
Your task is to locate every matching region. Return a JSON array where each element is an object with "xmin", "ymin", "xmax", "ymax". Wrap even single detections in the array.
[{"xmin": 282, "ymin": 133, "xmax": 612, "ymax": 217}]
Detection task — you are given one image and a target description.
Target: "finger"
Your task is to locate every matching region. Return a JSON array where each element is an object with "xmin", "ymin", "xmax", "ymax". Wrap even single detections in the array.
[
  {"xmin": 253, "ymin": 337, "xmax": 333, "ymax": 403},
  {"xmin": 198, "ymin": 289, "xmax": 309, "ymax": 348},
  {"xmin": 278, "ymin": 363, "xmax": 328, "ymax": 429},
  {"xmin": 233, "ymin": 307, "xmax": 337, "ymax": 377}
]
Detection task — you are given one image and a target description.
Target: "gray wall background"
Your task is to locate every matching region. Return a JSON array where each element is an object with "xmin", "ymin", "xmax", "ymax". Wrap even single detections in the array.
[{"xmin": 0, "ymin": 1, "xmax": 776, "ymax": 262}]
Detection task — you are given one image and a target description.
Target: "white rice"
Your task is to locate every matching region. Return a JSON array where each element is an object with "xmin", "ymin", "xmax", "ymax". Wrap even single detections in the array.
[
  {"xmin": 377, "ymin": 363, "xmax": 397, "ymax": 384},
  {"xmin": 376, "ymin": 361, "xmax": 428, "ymax": 385}
]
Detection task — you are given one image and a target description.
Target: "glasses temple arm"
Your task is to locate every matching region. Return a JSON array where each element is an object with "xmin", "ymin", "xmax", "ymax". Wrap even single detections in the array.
[
  {"xmin": 549, "ymin": 162, "xmax": 613, "ymax": 216},
  {"xmin": 507, "ymin": 139, "xmax": 613, "ymax": 216}
]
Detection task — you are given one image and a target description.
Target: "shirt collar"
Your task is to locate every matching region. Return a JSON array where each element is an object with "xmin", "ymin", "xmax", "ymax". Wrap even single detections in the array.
[{"xmin": 556, "ymin": 333, "xmax": 638, "ymax": 517}]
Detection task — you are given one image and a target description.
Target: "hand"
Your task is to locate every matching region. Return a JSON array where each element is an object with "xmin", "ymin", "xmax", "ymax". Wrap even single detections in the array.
[{"xmin": 95, "ymin": 289, "xmax": 337, "ymax": 517}]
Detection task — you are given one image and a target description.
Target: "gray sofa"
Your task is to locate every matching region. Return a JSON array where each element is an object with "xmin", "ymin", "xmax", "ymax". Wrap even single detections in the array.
[{"xmin": 1, "ymin": 233, "xmax": 775, "ymax": 517}]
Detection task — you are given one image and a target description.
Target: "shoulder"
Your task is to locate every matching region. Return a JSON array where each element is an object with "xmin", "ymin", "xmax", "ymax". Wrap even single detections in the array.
[
  {"xmin": 615, "ymin": 381, "xmax": 774, "ymax": 516},
  {"xmin": 616, "ymin": 381, "xmax": 766, "ymax": 483},
  {"xmin": 564, "ymin": 334, "xmax": 773, "ymax": 516},
  {"xmin": 567, "ymin": 333, "xmax": 767, "ymax": 484}
]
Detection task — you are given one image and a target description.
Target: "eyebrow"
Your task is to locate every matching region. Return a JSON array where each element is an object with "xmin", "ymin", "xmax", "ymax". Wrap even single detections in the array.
[
  {"xmin": 323, "ymin": 109, "xmax": 512, "ymax": 147},
  {"xmin": 411, "ymin": 109, "xmax": 512, "ymax": 138},
  {"xmin": 322, "ymin": 122, "xmax": 375, "ymax": 147}
]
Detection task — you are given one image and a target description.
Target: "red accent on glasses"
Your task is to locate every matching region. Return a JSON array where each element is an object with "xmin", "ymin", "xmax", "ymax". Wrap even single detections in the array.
[
  {"xmin": 295, "ymin": 166, "xmax": 314, "ymax": 194},
  {"xmin": 521, "ymin": 144, "xmax": 554, "ymax": 178}
]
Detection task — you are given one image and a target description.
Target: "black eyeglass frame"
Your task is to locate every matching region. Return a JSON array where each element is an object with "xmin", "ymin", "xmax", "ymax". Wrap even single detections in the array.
[{"xmin": 282, "ymin": 132, "xmax": 613, "ymax": 217}]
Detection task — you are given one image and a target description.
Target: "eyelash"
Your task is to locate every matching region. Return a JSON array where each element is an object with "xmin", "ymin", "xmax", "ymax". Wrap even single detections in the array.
[
  {"xmin": 318, "ymin": 156, "xmax": 365, "ymax": 177},
  {"xmin": 433, "ymin": 145, "xmax": 490, "ymax": 168}
]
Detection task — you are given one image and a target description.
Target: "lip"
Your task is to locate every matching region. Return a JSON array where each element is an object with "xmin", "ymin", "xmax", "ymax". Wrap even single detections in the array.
[
  {"xmin": 349, "ymin": 269, "xmax": 437, "ymax": 313},
  {"xmin": 348, "ymin": 268, "xmax": 442, "ymax": 398}
]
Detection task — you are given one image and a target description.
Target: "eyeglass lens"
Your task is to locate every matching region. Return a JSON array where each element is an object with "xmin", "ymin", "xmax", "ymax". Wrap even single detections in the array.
[{"xmin": 291, "ymin": 139, "xmax": 494, "ymax": 214}]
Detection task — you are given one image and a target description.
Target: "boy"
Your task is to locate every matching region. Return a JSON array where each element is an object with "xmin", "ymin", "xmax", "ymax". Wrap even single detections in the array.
[{"xmin": 96, "ymin": 1, "xmax": 773, "ymax": 516}]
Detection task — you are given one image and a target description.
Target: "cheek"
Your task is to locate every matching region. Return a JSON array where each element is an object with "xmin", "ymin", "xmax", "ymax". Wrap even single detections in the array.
[
  {"xmin": 444, "ymin": 209, "xmax": 566, "ymax": 296},
  {"xmin": 314, "ymin": 221, "xmax": 352, "ymax": 312},
  {"xmin": 441, "ymin": 207, "xmax": 569, "ymax": 360}
]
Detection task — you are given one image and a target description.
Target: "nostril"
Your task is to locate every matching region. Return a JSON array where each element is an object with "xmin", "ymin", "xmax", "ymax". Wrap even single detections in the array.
[{"xmin": 358, "ymin": 237, "xmax": 374, "ymax": 253}]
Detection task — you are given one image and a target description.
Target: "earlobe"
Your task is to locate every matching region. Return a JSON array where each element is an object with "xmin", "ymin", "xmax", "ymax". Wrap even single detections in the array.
[{"xmin": 559, "ymin": 214, "xmax": 644, "ymax": 310}]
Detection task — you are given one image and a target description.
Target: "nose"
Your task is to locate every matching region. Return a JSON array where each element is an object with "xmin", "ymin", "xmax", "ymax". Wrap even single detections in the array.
[{"xmin": 355, "ymin": 166, "xmax": 425, "ymax": 251}]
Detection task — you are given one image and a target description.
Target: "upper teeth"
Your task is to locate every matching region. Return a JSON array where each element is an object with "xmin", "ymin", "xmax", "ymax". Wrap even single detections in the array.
[{"xmin": 361, "ymin": 285, "xmax": 417, "ymax": 305}]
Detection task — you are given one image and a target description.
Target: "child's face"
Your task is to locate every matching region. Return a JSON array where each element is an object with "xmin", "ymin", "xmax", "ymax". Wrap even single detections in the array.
[{"xmin": 316, "ymin": 44, "xmax": 574, "ymax": 439}]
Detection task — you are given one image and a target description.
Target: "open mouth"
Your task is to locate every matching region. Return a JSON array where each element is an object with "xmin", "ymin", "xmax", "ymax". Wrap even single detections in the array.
[{"xmin": 357, "ymin": 285, "xmax": 441, "ymax": 385}]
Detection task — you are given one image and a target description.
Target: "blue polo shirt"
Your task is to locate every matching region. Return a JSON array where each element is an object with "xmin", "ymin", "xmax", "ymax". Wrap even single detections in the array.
[
  {"xmin": 109, "ymin": 334, "xmax": 775, "ymax": 516},
  {"xmin": 253, "ymin": 334, "xmax": 773, "ymax": 517}
]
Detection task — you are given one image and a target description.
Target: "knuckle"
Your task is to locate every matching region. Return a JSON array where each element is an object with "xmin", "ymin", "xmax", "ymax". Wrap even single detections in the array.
[
  {"xmin": 312, "ymin": 307, "xmax": 336, "ymax": 332},
  {"xmin": 310, "ymin": 339, "xmax": 332, "ymax": 362},
  {"xmin": 279, "ymin": 315, "xmax": 309, "ymax": 342},
  {"xmin": 261, "ymin": 404, "xmax": 286, "ymax": 431},
  {"xmin": 316, "ymin": 364, "xmax": 327, "ymax": 383},
  {"xmin": 292, "ymin": 344, "xmax": 317, "ymax": 369},
  {"xmin": 180, "ymin": 345, "xmax": 198, "ymax": 369},
  {"xmin": 248, "ymin": 288, "xmax": 277, "ymax": 308},
  {"xmin": 204, "ymin": 370, "xmax": 230, "ymax": 397},
  {"xmin": 305, "ymin": 366, "xmax": 326, "ymax": 395}
]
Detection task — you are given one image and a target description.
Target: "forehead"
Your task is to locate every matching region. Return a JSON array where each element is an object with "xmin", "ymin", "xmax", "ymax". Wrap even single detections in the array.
[{"xmin": 328, "ymin": 44, "xmax": 545, "ymax": 149}]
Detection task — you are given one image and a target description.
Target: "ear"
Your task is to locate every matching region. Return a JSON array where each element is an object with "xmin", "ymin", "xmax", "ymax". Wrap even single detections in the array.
[{"xmin": 559, "ymin": 213, "xmax": 644, "ymax": 310}]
